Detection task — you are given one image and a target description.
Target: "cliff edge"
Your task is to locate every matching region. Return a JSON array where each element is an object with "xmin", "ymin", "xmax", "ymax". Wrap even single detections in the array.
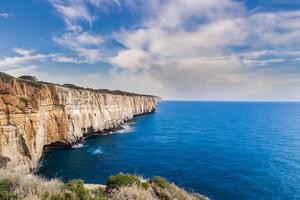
[{"xmin": 0, "ymin": 73, "xmax": 159, "ymax": 172}]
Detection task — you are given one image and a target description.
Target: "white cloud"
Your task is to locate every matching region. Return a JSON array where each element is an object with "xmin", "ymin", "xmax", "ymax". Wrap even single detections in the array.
[
  {"xmin": 106, "ymin": 1, "xmax": 300, "ymax": 99},
  {"xmin": 53, "ymin": 55, "xmax": 88, "ymax": 64},
  {"xmin": 148, "ymin": 0, "xmax": 243, "ymax": 29},
  {"xmin": 0, "ymin": 48, "xmax": 56, "ymax": 79},
  {"xmin": 246, "ymin": 10, "xmax": 300, "ymax": 47},
  {"xmin": 53, "ymin": 32, "xmax": 104, "ymax": 63},
  {"xmin": 77, "ymin": 32, "xmax": 103, "ymax": 45},
  {"xmin": 4, "ymin": 65, "xmax": 38, "ymax": 77},
  {"xmin": 109, "ymin": 49, "xmax": 151, "ymax": 70},
  {"xmin": 0, "ymin": 12, "xmax": 13, "ymax": 18},
  {"xmin": 13, "ymin": 48, "xmax": 35, "ymax": 56},
  {"xmin": 0, "ymin": 53, "xmax": 52, "ymax": 69},
  {"xmin": 42, "ymin": 0, "xmax": 300, "ymax": 100},
  {"xmin": 49, "ymin": 0, "xmax": 93, "ymax": 31},
  {"xmin": 242, "ymin": 58, "xmax": 286, "ymax": 67},
  {"xmin": 48, "ymin": 0, "xmax": 109, "ymax": 63}
]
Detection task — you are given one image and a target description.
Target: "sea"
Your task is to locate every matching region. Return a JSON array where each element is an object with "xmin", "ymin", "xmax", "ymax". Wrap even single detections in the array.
[{"xmin": 37, "ymin": 101, "xmax": 300, "ymax": 200}]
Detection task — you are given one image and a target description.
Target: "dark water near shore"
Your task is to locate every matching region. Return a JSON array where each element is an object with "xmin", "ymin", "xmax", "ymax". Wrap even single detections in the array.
[{"xmin": 37, "ymin": 101, "xmax": 300, "ymax": 200}]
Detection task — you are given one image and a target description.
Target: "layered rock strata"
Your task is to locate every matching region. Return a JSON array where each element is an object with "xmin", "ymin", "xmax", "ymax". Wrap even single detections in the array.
[{"xmin": 0, "ymin": 75, "xmax": 159, "ymax": 172}]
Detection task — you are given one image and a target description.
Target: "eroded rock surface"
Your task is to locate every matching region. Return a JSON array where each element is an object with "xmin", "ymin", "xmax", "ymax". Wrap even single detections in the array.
[{"xmin": 0, "ymin": 77, "xmax": 159, "ymax": 172}]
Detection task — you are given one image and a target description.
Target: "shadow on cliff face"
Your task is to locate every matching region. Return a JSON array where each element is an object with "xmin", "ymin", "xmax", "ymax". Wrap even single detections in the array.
[{"xmin": 0, "ymin": 156, "xmax": 11, "ymax": 168}]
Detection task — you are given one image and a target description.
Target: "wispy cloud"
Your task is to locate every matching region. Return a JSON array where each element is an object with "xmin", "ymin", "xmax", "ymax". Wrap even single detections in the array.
[
  {"xmin": 49, "ymin": 0, "xmax": 93, "ymax": 31},
  {"xmin": 0, "ymin": 48, "xmax": 43, "ymax": 78},
  {"xmin": 242, "ymin": 58, "xmax": 286, "ymax": 67},
  {"xmin": 106, "ymin": 0, "xmax": 300, "ymax": 99},
  {"xmin": 0, "ymin": 51, "xmax": 52, "ymax": 69},
  {"xmin": 13, "ymin": 48, "xmax": 36, "ymax": 56},
  {"xmin": 7, "ymin": 0, "xmax": 300, "ymax": 100},
  {"xmin": 48, "ymin": 0, "xmax": 112, "ymax": 63},
  {"xmin": 53, "ymin": 32, "xmax": 104, "ymax": 63},
  {"xmin": 53, "ymin": 55, "xmax": 88, "ymax": 64},
  {"xmin": 0, "ymin": 12, "xmax": 13, "ymax": 18},
  {"xmin": 4, "ymin": 65, "xmax": 38, "ymax": 77}
]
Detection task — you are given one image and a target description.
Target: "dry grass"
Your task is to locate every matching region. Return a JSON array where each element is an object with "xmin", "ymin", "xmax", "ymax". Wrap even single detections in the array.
[
  {"xmin": 151, "ymin": 177, "xmax": 209, "ymax": 200},
  {"xmin": 110, "ymin": 184, "xmax": 158, "ymax": 200},
  {"xmin": 109, "ymin": 182, "xmax": 208, "ymax": 200},
  {"xmin": 166, "ymin": 183, "xmax": 208, "ymax": 200},
  {"xmin": 0, "ymin": 170, "xmax": 209, "ymax": 200},
  {"xmin": 0, "ymin": 170, "xmax": 62, "ymax": 200}
]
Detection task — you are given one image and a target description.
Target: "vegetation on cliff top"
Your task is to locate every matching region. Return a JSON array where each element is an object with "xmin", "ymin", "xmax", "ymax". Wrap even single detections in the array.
[
  {"xmin": 0, "ymin": 72, "xmax": 157, "ymax": 98},
  {"xmin": 0, "ymin": 170, "xmax": 208, "ymax": 200},
  {"xmin": 0, "ymin": 72, "xmax": 14, "ymax": 82}
]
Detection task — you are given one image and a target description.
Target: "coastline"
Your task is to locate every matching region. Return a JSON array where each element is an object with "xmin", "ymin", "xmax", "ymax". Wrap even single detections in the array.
[
  {"xmin": 35, "ymin": 111, "xmax": 155, "ymax": 173},
  {"xmin": 0, "ymin": 73, "xmax": 159, "ymax": 172}
]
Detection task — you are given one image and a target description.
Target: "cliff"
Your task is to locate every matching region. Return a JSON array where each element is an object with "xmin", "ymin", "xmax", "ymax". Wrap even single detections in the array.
[{"xmin": 0, "ymin": 73, "xmax": 159, "ymax": 172}]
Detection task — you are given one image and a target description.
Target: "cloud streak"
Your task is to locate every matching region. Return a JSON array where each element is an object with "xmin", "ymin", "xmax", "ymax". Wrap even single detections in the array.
[
  {"xmin": 0, "ymin": 52, "xmax": 52, "ymax": 69},
  {"xmin": 0, "ymin": 12, "xmax": 13, "ymax": 18}
]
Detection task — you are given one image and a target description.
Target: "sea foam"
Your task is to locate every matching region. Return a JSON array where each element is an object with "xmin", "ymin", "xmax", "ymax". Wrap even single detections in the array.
[
  {"xmin": 72, "ymin": 143, "xmax": 86, "ymax": 149},
  {"xmin": 116, "ymin": 124, "xmax": 134, "ymax": 134},
  {"xmin": 87, "ymin": 147, "xmax": 103, "ymax": 155}
]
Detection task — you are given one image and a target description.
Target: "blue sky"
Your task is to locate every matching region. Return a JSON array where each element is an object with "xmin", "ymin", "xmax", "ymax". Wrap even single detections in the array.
[{"xmin": 1, "ymin": 0, "xmax": 300, "ymax": 100}]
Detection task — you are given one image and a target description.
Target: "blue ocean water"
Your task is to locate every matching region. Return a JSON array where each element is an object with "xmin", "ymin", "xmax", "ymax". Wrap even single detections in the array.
[{"xmin": 37, "ymin": 101, "xmax": 300, "ymax": 200}]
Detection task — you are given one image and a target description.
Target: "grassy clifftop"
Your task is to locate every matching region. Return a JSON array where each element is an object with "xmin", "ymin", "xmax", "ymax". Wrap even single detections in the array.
[
  {"xmin": 0, "ymin": 170, "xmax": 208, "ymax": 200},
  {"xmin": 0, "ymin": 72, "xmax": 158, "ymax": 97}
]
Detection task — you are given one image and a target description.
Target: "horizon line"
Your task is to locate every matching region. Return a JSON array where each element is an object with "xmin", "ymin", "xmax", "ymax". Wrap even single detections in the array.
[{"xmin": 160, "ymin": 99, "xmax": 300, "ymax": 103}]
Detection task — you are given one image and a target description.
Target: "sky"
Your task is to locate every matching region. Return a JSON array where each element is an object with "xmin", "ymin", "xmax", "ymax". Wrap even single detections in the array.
[{"xmin": 1, "ymin": 0, "xmax": 300, "ymax": 100}]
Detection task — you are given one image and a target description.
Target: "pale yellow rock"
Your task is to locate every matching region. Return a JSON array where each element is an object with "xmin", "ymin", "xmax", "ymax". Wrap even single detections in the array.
[{"xmin": 0, "ymin": 78, "xmax": 159, "ymax": 172}]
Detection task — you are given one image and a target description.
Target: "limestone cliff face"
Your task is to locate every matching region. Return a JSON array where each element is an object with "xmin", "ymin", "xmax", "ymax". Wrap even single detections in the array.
[{"xmin": 0, "ymin": 77, "xmax": 159, "ymax": 172}]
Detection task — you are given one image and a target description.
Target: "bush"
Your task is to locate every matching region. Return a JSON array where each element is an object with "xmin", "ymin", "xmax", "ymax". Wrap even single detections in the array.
[
  {"xmin": 19, "ymin": 97, "xmax": 30, "ymax": 104},
  {"xmin": 0, "ymin": 170, "xmax": 62, "ymax": 200},
  {"xmin": 0, "ymin": 72, "xmax": 14, "ymax": 83},
  {"xmin": 0, "ymin": 179, "xmax": 16, "ymax": 199},
  {"xmin": 62, "ymin": 84, "xmax": 83, "ymax": 90},
  {"xmin": 48, "ymin": 191, "xmax": 75, "ymax": 200},
  {"xmin": 65, "ymin": 179, "xmax": 91, "ymax": 200},
  {"xmin": 17, "ymin": 78, "xmax": 42, "ymax": 88},
  {"xmin": 141, "ymin": 182, "xmax": 150, "ymax": 190},
  {"xmin": 90, "ymin": 187, "xmax": 107, "ymax": 200},
  {"xmin": 106, "ymin": 173, "xmax": 141, "ymax": 191},
  {"xmin": 152, "ymin": 177, "xmax": 170, "ymax": 189},
  {"xmin": 18, "ymin": 75, "xmax": 38, "ymax": 82},
  {"xmin": 109, "ymin": 184, "xmax": 156, "ymax": 200},
  {"xmin": 0, "ymin": 170, "xmax": 209, "ymax": 200}
]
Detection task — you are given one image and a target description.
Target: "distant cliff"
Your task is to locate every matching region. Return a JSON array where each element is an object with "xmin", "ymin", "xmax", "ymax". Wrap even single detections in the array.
[{"xmin": 0, "ymin": 73, "xmax": 159, "ymax": 172}]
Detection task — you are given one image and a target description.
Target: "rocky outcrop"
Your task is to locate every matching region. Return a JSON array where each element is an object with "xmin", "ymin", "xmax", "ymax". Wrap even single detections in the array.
[{"xmin": 0, "ymin": 74, "xmax": 159, "ymax": 172}]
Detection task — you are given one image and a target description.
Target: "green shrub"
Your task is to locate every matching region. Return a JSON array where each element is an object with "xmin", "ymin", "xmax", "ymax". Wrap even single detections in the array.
[
  {"xmin": 91, "ymin": 187, "xmax": 107, "ymax": 200},
  {"xmin": 153, "ymin": 176, "xmax": 171, "ymax": 189},
  {"xmin": 106, "ymin": 173, "xmax": 141, "ymax": 191},
  {"xmin": 0, "ymin": 170, "xmax": 208, "ymax": 200},
  {"xmin": 17, "ymin": 78, "xmax": 42, "ymax": 88},
  {"xmin": 18, "ymin": 75, "xmax": 38, "ymax": 82},
  {"xmin": 0, "ymin": 72, "xmax": 14, "ymax": 83},
  {"xmin": 65, "ymin": 179, "xmax": 90, "ymax": 200},
  {"xmin": 141, "ymin": 182, "xmax": 151, "ymax": 190},
  {"xmin": 0, "ymin": 179, "xmax": 17, "ymax": 199},
  {"xmin": 48, "ymin": 192, "xmax": 75, "ymax": 200},
  {"xmin": 62, "ymin": 84, "xmax": 83, "ymax": 90},
  {"xmin": 19, "ymin": 97, "xmax": 30, "ymax": 104},
  {"xmin": 8, "ymin": 121, "xmax": 17, "ymax": 127}
]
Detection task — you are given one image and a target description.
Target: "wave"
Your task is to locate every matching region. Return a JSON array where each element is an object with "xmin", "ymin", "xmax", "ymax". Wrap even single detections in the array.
[
  {"xmin": 87, "ymin": 147, "xmax": 103, "ymax": 155},
  {"xmin": 72, "ymin": 143, "xmax": 86, "ymax": 149},
  {"xmin": 116, "ymin": 124, "xmax": 134, "ymax": 134}
]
